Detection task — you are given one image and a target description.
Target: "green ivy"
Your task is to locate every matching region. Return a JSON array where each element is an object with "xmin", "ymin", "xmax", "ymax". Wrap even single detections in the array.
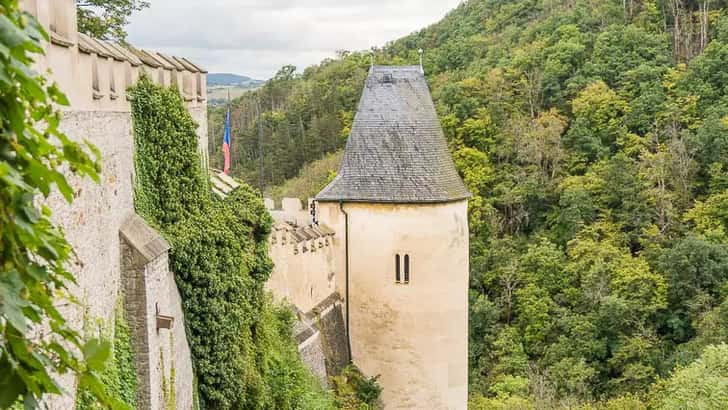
[
  {"xmin": 129, "ymin": 76, "xmax": 335, "ymax": 409},
  {"xmin": 129, "ymin": 76, "xmax": 207, "ymax": 226},
  {"xmin": 111, "ymin": 302, "xmax": 138, "ymax": 406},
  {"xmin": 76, "ymin": 301, "xmax": 138, "ymax": 409}
]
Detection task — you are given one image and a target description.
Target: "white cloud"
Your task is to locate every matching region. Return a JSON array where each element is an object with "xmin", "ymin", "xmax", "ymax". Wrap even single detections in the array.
[{"xmin": 126, "ymin": 0, "xmax": 462, "ymax": 79}]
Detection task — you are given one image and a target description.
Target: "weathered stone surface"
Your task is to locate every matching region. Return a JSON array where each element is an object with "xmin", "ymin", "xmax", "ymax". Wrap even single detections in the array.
[
  {"xmin": 282, "ymin": 197, "xmax": 303, "ymax": 212},
  {"xmin": 290, "ymin": 292, "xmax": 350, "ymax": 387},
  {"xmin": 120, "ymin": 214, "xmax": 170, "ymax": 265},
  {"xmin": 299, "ymin": 332, "xmax": 328, "ymax": 385},
  {"xmin": 267, "ymin": 215, "xmax": 336, "ymax": 313},
  {"xmin": 316, "ymin": 200, "xmax": 469, "ymax": 410},
  {"xmin": 120, "ymin": 216, "xmax": 194, "ymax": 410}
]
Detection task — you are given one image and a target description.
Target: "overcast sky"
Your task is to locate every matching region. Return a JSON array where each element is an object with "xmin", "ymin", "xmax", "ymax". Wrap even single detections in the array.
[{"xmin": 126, "ymin": 0, "xmax": 462, "ymax": 80}]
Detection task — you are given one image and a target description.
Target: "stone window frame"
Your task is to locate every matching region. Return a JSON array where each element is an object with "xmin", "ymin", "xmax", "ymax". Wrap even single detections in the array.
[
  {"xmin": 170, "ymin": 69, "xmax": 179, "ymax": 88},
  {"xmin": 124, "ymin": 64, "xmax": 133, "ymax": 94},
  {"xmin": 196, "ymin": 72, "xmax": 204, "ymax": 99}
]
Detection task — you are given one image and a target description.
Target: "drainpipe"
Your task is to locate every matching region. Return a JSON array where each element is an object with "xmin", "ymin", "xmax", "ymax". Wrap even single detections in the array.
[{"xmin": 339, "ymin": 201, "xmax": 352, "ymax": 363}]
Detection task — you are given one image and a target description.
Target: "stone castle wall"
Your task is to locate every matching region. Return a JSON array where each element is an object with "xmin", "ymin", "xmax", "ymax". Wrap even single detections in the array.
[
  {"xmin": 264, "ymin": 198, "xmax": 350, "ymax": 384},
  {"xmin": 267, "ymin": 197, "xmax": 470, "ymax": 409},
  {"xmin": 22, "ymin": 1, "xmax": 206, "ymax": 408},
  {"xmin": 266, "ymin": 198, "xmax": 337, "ymax": 313},
  {"xmin": 120, "ymin": 215, "xmax": 194, "ymax": 410},
  {"xmin": 21, "ymin": 0, "xmax": 209, "ymax": 160}
]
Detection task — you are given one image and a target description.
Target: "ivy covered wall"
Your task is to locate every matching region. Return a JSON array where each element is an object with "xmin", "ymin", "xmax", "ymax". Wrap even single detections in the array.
[
  {"xmin": 76, "ymin": 302, "xmax": 138, "ymax": 409},
  {"xmin": 128, "ymin": 76, "xmax": 335, "ymax": 409}
]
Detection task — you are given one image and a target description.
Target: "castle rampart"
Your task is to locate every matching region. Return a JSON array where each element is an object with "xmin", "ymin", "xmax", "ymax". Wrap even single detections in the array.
[
  {"xmin": 263, "ymin": 198, "xmax": 350, "ymax": 385},
  {"xmin": 266, "ymin": 198, "xmax": 337, "ymax": 314},
  {"xmin": 21, "ymin": 1, "xmax": 206, "ymax": 407},
  {"xmin": 21, "ymin": 0, "xmax": 208, "ymax": 166}
]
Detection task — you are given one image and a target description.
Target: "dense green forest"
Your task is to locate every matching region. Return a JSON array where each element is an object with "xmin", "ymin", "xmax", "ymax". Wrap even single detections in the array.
[{"xmin": 211, "ymin": 0, "xmax": 728, "ymax": 406}]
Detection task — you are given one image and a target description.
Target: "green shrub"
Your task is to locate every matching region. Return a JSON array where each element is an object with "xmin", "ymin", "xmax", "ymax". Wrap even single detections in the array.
[
  {"xmin": 330, "ymin": 365, "xmax": 382, "ymax": 409},
  {"xmin": 468, "ymin": 394, "xmax": 535, "ymax": 410}
]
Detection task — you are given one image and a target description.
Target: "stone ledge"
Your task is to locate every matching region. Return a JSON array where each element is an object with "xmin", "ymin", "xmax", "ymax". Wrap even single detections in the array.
[{"xmin": 119, "ymin": 213, "xmax": 169, "ymax": 265}]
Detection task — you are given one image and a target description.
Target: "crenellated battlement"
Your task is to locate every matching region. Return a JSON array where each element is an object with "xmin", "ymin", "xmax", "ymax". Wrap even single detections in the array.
[
  {"xmin": 264, "ymin": 197, "xmax": 338, "ymax": 314},
  {"xmin": 21, "ymin": 0, "xmax": 207, "ymax": 113},
  {"xmin": 264, "ymin": 197, "xmax": 336, "ymax": 255},
  {"xmin": 270, "ymin": 221, "xmax": 335, "ymax": 255}
]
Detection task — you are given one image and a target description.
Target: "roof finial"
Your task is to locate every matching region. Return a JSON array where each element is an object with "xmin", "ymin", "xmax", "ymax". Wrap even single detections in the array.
[{"xmin": 418, "ymin": 49, "xmax": 424, "ymax": 74}]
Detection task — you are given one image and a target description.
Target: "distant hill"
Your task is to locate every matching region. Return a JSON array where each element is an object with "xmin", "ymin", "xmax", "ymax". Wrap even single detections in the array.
[
  {"xmin": 207, "ymin": 73, "xmax": 264, "ymax": 88},
  {"xmin": 206, "ymin": 73, "xmax": 265, "ymax": 106}
]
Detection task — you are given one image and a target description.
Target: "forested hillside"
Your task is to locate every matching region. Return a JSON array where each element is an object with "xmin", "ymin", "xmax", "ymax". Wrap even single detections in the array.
[{"xmin": 211, "ymin": 0, "xmax": 728, "ymax": 406}]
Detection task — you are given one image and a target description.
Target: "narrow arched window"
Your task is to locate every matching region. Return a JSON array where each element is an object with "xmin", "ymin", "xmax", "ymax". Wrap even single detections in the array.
[
  {"xmin": 395, "ymin": 254, "xmax": 401, "ymax": 283},
  {"xmin": 404, "ymin": 254, "xmax": 410, "ymax": 284}
]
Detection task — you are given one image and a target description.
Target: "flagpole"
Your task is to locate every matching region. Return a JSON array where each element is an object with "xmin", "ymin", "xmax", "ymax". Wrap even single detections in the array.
[
  {"xmin": 227, "ymin": 89, "xmax": 232, "ymax": 174},
  {"xmin": 222, "ymin": 90, "xmax": 232, "ymax": 175}
]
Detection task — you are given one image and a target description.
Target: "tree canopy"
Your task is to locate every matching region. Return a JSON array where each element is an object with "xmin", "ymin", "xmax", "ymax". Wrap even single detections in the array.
[{"xmin": 76, "ymin": 0, "xmax": 149, "ymax": 42}]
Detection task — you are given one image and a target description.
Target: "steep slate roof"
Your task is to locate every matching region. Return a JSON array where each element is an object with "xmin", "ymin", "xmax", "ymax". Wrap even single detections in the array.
[{"xmin": 316, "ymin": 65, "xmax": 469, "ymax": 203}]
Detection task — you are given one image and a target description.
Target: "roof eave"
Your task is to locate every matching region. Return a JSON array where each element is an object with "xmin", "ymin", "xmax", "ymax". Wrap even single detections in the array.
[{"xmin": 315, "ymin": 194, "xmax": 471, "ymax": 205}]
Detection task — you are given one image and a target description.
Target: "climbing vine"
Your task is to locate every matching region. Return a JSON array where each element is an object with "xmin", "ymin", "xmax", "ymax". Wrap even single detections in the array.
[
  {"xmin": 129, "ymin": 76, "xmax": 207, "ymax": 226},
  {"xmin": 129, "ymin": 76, "xmax": 334, "ymax": 409},
  {"xmin": 111, "ymin": 303, "xmax": 138, "ymax": 406},
  {"xmin": 76, "ymin": 300, "xmax": 138, "ymax": 409}
]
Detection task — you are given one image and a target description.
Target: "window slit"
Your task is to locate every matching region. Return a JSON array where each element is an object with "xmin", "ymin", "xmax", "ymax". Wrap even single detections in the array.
[
  {"xmin": 395, "ymin": 254, "xmax": 401, "ymax": 283},
  {"xmin": 404, "ymin": 254, "xmax": 410, "ymax": 284}
]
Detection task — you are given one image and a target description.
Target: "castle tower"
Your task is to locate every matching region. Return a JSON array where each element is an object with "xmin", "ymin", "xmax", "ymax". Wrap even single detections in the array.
[{"xmin": 316, "ymin": 66, "xmax": 470, "ymax": 409}]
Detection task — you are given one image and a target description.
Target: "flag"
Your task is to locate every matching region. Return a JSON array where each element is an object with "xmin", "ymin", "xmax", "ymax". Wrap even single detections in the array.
[{"xmin": 223, "ymin": 108, "xmax": 231, "ymax": 175}]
